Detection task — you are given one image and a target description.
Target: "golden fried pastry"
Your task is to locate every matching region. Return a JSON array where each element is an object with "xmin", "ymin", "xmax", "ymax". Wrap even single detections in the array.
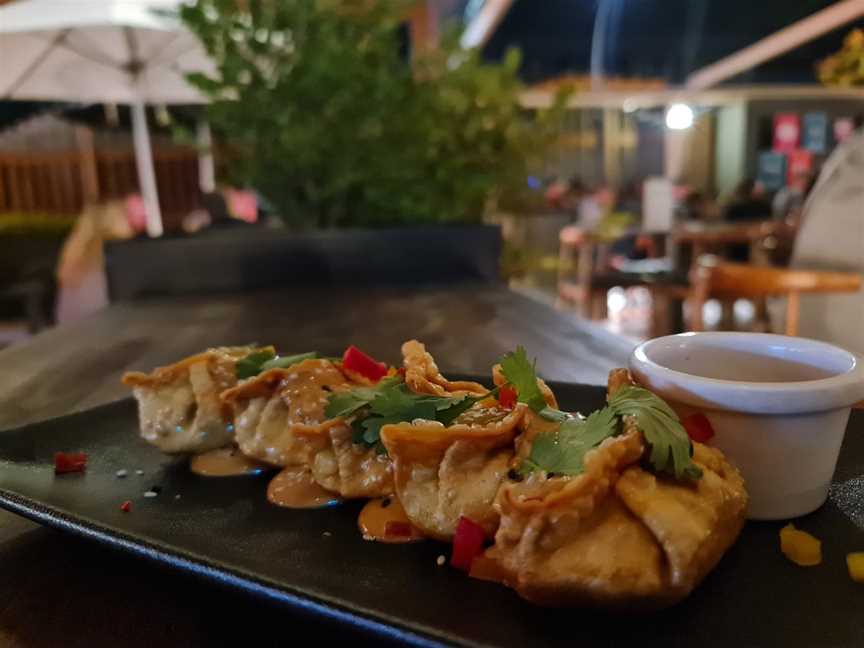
[
  {"xmin": 380, "ymin": 404, "xmax": 526, "ymax": 540},
  {"xmin": 488, "ymin": 418, "xmax": 747, "ymax": 609},
  {"xmin": 221, "ymin": 359, "xmax": 393, "ymax": 498},
  {"xmin": 122, "ymin": 347, "xmax": 264, "ymax": 454},
  {"xmin": 402, "ymin": 340, "xmax": 487, "ymax": 397}
]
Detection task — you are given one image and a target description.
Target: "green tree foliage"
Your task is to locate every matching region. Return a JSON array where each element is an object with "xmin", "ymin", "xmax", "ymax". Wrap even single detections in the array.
[{"xmin": 180, "ymin": 0, "xmax": 566, "ymax": 228}]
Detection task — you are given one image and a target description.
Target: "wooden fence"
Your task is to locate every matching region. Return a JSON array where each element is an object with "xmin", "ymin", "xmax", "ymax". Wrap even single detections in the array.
[{"xmin": 0, "ymin": 148, "xmax": 201, "ymax": 227}]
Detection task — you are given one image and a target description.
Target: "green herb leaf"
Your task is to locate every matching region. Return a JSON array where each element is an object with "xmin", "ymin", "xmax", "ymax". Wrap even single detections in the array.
[
  {"xmin": 608, "ymin": 386, "xmax": 702, "ymax": 480},
  {"xmin": 368, "ymin": 384, "xmax": 440, "ymax": 421},
  {"xmin": 360, "ymin": 415, "xmax": 405, "ymax": 446},
  {"xmin": 323, "ymin": 376, "xmax": 402, "ymax": 419},
  {"xmin": 499, "ymin": 346, "xmax": 548, "ymax": 412},
  {"xmin": 260, "ymin": 351, "xmax": 318, "ymax": 372},
  {"xmin": 538, "ymin": 406, "xmax": 572, "ymax": 422},
  {"xmin": 521, "ymin": 407, "xmax": 618, "ymax": 475},
  {"xmin": 325, "ymin": 376, "xmax": 500, "ymax": 449},
  {"xmin": 235, "ymin": 349, "xmax": 277, "ymax": 379},
  {"xmin": 520, "ymin": 386, "xmax": 702, "ymax": 482}
]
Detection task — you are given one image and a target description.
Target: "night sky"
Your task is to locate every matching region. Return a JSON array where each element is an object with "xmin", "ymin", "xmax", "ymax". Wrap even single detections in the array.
[{"xmin": 484, "ymin": 0, "xmax": 864, "ymax": 84}]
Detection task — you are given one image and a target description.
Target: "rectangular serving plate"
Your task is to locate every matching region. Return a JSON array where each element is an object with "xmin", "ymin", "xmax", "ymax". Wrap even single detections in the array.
[{"xmin": 1, "ymin": 380, "xmax": 863, "ymax": 648}]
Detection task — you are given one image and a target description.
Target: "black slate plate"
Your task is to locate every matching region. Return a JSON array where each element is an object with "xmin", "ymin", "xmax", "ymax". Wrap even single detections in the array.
[{"xmin": 1, "ymin": 379, "xmax": 863, "ymax": 648}]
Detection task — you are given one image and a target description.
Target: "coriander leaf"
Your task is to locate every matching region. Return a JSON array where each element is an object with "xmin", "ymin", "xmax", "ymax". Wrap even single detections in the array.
[
  {"xmin": 323, "ymin": 376, "xmax": 401, "ymax": 419},
  {"xmin": 521, "ymin": 406, "xmax": 618, "ymax": 475},
  {"xmin": 351, "ymin": 418, "xmax": 367, "ymax": 445},
  {"xmin": 361, "ymin": 415, "xmax": 405, "ymax": 446},
  {"xmin": 500, "ymin": 346, "xmax": 548, "ymax": 413},
  {"xmin": 236, "ymin": 349, "xmax": 277, "ymax": 379},
  {"xmin": 538, "ymin": 406, "xmax": 572, "ymax": 422},
  {"xmin": 260, "ymin": 351, "xmax": 318, "ymax": 371},
  {"xmin": 369, "ymin": 383, "xmax": 440, "ymax": 421},
  {"xmin": 608, "ymin": 386, "xmax": 702, "ymax": 480}
]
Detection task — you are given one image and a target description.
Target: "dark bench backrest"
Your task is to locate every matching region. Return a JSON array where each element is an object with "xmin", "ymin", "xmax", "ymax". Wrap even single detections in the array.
[{"xmin": 105, "ymin": 224, "xmax": 501, "ymax": 300}]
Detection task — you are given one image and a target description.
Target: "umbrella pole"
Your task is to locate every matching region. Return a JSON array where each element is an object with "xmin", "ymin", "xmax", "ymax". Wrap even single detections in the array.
[
  {"xmin": 197, "ymin": 119, "xmax": 215, "ymax": 193},
  {"xmin": 131, "ymin": 99, "xmax": 164, "ymax": 237}
]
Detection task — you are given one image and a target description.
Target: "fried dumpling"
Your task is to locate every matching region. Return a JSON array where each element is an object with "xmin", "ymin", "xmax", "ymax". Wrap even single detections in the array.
[
  {"xmin": 402, "ymin": 340, "xmax": 487, "ymax": 397},
  {"xmin": 380, "ymin": 404, "xmax": 526, "ymax": 540},
  {"xmin": 122, "ymin": 347, "xmax": 261, "ymax": 454},
  {"xmin": 221, "ymin": 358, "xmax": 393, "ymax": 498},
  {"xmin": 487, "ymin": 374, "xmax": 747, "ymax": 609}
]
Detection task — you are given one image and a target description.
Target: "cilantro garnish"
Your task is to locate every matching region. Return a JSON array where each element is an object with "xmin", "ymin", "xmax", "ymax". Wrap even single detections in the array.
[
  {"xmin": 236, "ymin": 349, "xmax": 277, "ymax": 379},
  {"xmin": 500, "ymin": 347, "xmax": 547, "ymax": 412},
  {"xmin": 520, "ymin": 407, "xmax": 617, "ymax": 475},
  {"xmin": 325, "ymin": 377, "xmax": 497, "ymax": 450},
  {"xmin": 609, "ymin": 386, "xmax": 702, "ymax": 480},
  {"xmin": 499, "ymin": 347, "xmax": 572, "ymax": 422},
  {"xmin": 261, "ymin": 351, "xmax": 318, "ymax": 372},
  {"xmin": 236, "ymin": 349, "xmax": 319, "ymax": 379},
  {"xmin": 520, "ymin": 385, "xmax": 701, "ymax": 481}
]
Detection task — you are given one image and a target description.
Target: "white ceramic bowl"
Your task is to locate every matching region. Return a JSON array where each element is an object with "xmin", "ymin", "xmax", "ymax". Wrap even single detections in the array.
[{"xmin": 629, "ymin": 332, "xmax": 864, "ymax": 520}]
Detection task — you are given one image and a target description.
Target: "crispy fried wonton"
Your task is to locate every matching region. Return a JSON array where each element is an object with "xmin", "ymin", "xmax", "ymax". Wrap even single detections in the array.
[
  {"xmin": 122, "ymin": 347, "xmax": 261, "ymax": 454},
  {"xmin": 402, "ymin": 340, "xmax": 487, "ymax": 397},
  {"xmin": 221, "ymin": 359, "xmax": 392, "ymax": 498},
  {"xmin": 380, "ymin": 404, "xmax": 526, "ymax": 540},
  {"xmin": 487, "ymin": 371, "xmax": 747, "ymax": 609}
]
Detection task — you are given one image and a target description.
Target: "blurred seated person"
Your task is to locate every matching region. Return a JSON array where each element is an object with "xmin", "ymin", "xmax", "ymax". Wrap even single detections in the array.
[
  {"xmin": 772, "ymin": 171, "xmax": 815, "ymax": 225},
  {"xmin": 780, "ymin": 128, "xmax": 864, "ymax": 352},
  {"xmin": 679, "ymin": 190, "xmax": 720, "ymax": 223},
  {"xmin": 724, "ymin": 178, "xmax": 771, "ymax": 223},
  {"xmin": 182, "ymin": 188, "xmax": 259, "ymax": 234},
  {"xmin": 56, "ymin": 197, "xmax": 143, "ymax": 323},
  {"xmin": 576, "ymin": 183, "xmax": 606, "ymax": 231}
]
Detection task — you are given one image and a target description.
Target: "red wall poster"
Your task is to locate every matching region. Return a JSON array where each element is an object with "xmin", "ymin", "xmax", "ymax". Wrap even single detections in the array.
[{"xmin": 773, "ymin": 113, "xmax": 801, "ymax": 153}]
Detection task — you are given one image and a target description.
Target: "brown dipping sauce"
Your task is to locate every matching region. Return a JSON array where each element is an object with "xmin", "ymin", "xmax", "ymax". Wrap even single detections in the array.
[
  {"xmin": 190, "ymin": 446, "xmax": 270, "ymax": 477},
  {"xmin": 267, "ymin": 467, "xmax": 342, "ymax": 509},
  {"xmin": 358, "ymin": 498, "xmax": 424, "ymax": 543}
]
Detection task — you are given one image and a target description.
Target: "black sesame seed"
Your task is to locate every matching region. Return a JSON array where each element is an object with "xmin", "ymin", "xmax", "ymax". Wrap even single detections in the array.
[
  {"xmin": 151, "ymin": 485, "xmax": 162, "ymax": 494},
  {"xmin": 507, "ymin": 469, "xmax": 523, "ymax": 482},
  {"xmin": 381, "ymin": 497, "xmax": 391, "ymax": 508}
]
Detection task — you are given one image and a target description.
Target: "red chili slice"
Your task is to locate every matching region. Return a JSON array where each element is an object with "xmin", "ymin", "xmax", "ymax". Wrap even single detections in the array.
[
  {"xmin": 342, "ymin": 345, "xmax": 388, "ymax": 382},
  {"xmin": 682, "ymin": 413, "xmax": 715, "ymax": 443},
  {"xmin": 498, "ymin": 386, "xmax": 518, "ymax": 410},
  {"xmin": 54, "ymin": 452, "xmax": 88, "ymax": 474},
  {"xmin": 384, "ymin": 521, "xmax": 413, "ymax": 537},
  {"xmin": 451, "ymin": 516, "xmax": 486, "ymax": 571},
  {"xmin": 120, "ymin": 500, "xmax": 132, "ymax": 513}
]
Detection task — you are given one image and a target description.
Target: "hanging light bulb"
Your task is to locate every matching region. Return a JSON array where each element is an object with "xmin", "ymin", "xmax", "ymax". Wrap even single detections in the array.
[{"xmin": 665, "ymin": 103, "xmax": 694, "ymax": 130}]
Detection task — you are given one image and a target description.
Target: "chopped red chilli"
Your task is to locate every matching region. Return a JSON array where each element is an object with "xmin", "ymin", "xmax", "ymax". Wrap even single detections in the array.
[
  {"xmin": 54, "ymin": 452, "xmax": 88, "ymax": 474},
  {"xmin": 342, "ymin": 345, "xmax": 388, "ymax": 382},
  {"xmin": 682, "ymin": 413, "xmax": 715, "ymax": 443},
  {"xmin": 451, "ymin": 516, "xmax": 486, "ymax": 571},
  {"xmin": 498, "ymin": 385, "xmax": 518, "ymax": 410},
  {"xmin": 120, "ymin": 500, "xmax": 132, "ymax": 513}
]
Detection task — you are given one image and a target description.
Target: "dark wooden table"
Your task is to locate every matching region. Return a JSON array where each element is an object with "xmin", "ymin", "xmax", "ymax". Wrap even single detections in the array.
[{"xmin": 0, "ymin": 284, "xmax": 632, "ymax": 647}]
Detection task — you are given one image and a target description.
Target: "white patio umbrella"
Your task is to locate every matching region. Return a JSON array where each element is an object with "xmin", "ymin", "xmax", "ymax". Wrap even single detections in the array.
[{"xmin": 0, "ymin": 0, "xmax": 214, "ymax": 237}]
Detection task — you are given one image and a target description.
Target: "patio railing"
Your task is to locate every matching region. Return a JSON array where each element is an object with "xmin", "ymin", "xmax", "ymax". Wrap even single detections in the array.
[{"xmin": 0, "ymin": 148, "xmax": 201, "ymax": 225}]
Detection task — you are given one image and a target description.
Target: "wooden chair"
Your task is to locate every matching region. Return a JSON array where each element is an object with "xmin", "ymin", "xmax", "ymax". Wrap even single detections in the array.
[
  {"xmin": 557, "ymin": 226, "xmax": 689, "ymax": 336},
  {"xmin": 689, "ymin": 256, "xmax": 862, "ymax": 336}
]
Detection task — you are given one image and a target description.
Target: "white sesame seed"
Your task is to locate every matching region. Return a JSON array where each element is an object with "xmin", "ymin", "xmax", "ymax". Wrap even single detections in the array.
[
  {"xmin": 135, "ymin": 469, "xmax": 144, "ymax": 476},
  {"xmin": 436, "ymin": 555, "xmax": 446, "ymax": 566},
  {"xmin": 323, "ymin": 531, "xmax": 332, "ymax": 537},
  {"xmin": 143, "ymin": 491, "xmax": 158, "ymax": 498},
  {"xmin": 115, "ymin": 469, "xmax": 128, "ymax": 478},
  {"xmin": 175, "ymin": 494, "xmax": 181, "ymax": 500}
]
